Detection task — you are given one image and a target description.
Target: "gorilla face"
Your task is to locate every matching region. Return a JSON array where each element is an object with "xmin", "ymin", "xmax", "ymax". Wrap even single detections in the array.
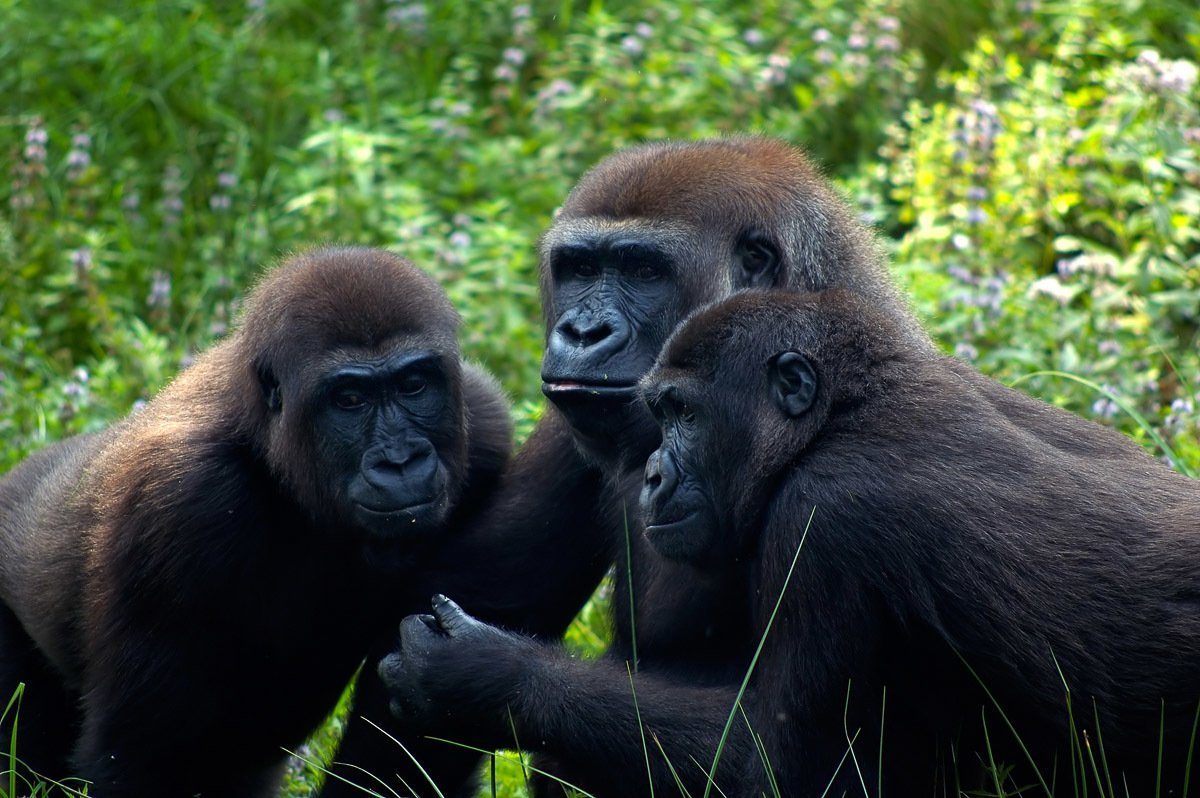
[
  {"xmin": 540, "ymin": 226, "xmax": 782, "ymax": 465},
  {"xmin": 306, "ymin": 349, "xmax": 460, "ymax": 543}
]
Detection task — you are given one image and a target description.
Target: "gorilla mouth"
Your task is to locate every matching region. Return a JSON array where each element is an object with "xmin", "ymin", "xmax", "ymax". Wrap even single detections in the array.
[
  {"xmin": 353, "ymin": 496, "xmax": 446, "ymax": 537},
  {"xmin": 643, "ymin": 511, "xmax": 699, "ymax": 536},
  {"xmin": 541, "ymin": 380, "xmax": 638, "ymax": 398}
]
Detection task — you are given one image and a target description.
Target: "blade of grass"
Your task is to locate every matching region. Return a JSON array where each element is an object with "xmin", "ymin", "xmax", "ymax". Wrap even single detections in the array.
[
  {"xmin": 359, "ymin": 717, "xmax": 445, "ymax": 798},
  {"xmin": 649, "ymin": 731, "xmax": 691, "ymax": 797},
  {"xmin": 283, "ymin": 746, "xmax": 392, "ymax": 798},
  {"xmin": 878, "ymin": 685, "xmax": 887, "ymax": 798},
  {"xmin": 624, "ymin": 504, "xmax": 640, "ymax": 674},
  {"xmin": 426, "ymin": 737, "xmax": 598, "ymax": 797},
  {"xmin": 1090, "ymin": 698, "xmax": 1115, "ymax": 798},
  {"xmin": 952, "ymin": 648, "xmax": 1053, "ymax": 797},
  {"xmin": 980, "ymin": 706, "xmax": 1005, "ymax": 798},
  {"xmin": 1182, "ymin": 699, "xmax": 1200, "ymax": 797},
  {"xmin": 505, "ymin": 705, "xmax": 533, "ymax": 796},
  {"xmin": 627, "ymin": 661, "xmax": 656, "ymax": 798},
  {"xmin": 840, "ymin": 681, "xmax": 869, "ymax": 796},
  {"xmin": 1008, "ymin": 370, "xmax": 1191, "ymax": 476},
  {"xmin": 738, "ymin": 705, "xmax": 781, "ymax": 798},
  {"xmin": 702, "ymin": 507, "xmax": 816, "ymax": 798},
  {"xmin": 817, "ymin": 728, "xmax": 860, "ymax": 798}
]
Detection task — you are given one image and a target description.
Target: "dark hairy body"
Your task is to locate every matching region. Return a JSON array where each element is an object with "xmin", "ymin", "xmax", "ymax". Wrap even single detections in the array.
[
  {"xmin": 0, "ymin": 248, "xmax": 510, "ymax": 797},
  {"xmin": 363, "ymin": 138, "xmax": 926, "ymax": 792},
  {"xmin": 385, "ymin": 289, "xmax": 1200, "ymax": 797}
]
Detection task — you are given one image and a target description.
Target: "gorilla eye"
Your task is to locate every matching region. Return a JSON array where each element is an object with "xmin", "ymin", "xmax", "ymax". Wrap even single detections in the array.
[
  {"xmin": 398, "ymin": 375, "xmax": 427, "ymax": 396},
  {"xmin": 744, "ymin": 242, "xmax": 772, "ymax": 270},
  {"xmin": 333, "ymin": 391, "xmax": 367, "ymax": 410},
  {"xmin": 678, "ymin": 403, "xmax": 697, "ymax": 425},
  {"xmin": 571, "ymin": 261, "xmax": 600, "ymax": 279},
  {"xmin": 634, "ymin": 262, "xmax": 662, "ymax": 280}
]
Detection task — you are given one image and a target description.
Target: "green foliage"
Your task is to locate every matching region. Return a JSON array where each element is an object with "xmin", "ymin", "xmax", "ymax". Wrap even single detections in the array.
[{"xmin": 1, "ymin": 0, "xmax": 1198, "ymax": 794}]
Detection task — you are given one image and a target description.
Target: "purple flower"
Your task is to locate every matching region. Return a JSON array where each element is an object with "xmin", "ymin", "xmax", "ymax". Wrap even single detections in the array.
[
  {"xmin": 217, "ymin": 171, "xmax": 238, "ymax": 189},
  {"xmin": 1097, "ymin": 340, "xmax": 1122, "ymax": 356},
  {"xmin": 620, "ymin": 35, "xmax": 644, "ymax": 56},
  {"xmin": 493, "ymin": 63, "xmax": 518, "ymax": 82},
  {"xmin": 874, "ymin": 34, "xmax": 901, "ymax": 53},
  {"xmin": 148, "ymin": 271, "xmax": 172, "ymax": 309},
  {"xmin": 387, "ymin": 2, "xmax": 428, "ymax": 34},
  {"xmin": 966, "ymin": 185, "xmax": 988, "ymax": 202},
  {"xmin": 965, "ymin": 207, "xmax": 988, "ymax": 225},
  {"xmin": 811, "ymin": 28, "xmax": 831, "ymax": 43},
  {"xmin": 25, "ymin": 123, "xmax": 48, "ymax": 146},
  {"xmin": 502, "ymin": 47, "xmax": 526, "ymax": 66},
  {"xmin": 954, "ymin": 342, "xmax": 979, "ymax": 361},
  {"xmin": 877, "ymin": 16, "xmax": 900, "ymax": 32},
  {"xmin": 635, "ymin": 22, "xmax": 653, "ymax": 39},
  {"xmin": 743, "ymin": 28, "xmax": 764, "ymax": 46},
  {"xmin": 847, "ymin": 33, "xmax": 868, "ymax": 50},
  {"xmin": 511, "ymin": 4, "xmax": 531, "ymax": 19},
  {"xmin": 815, "ymin": 48, "xmax": 836, "ymax": 66},
  {"xmin": 449, "ymin": 231, "xmax": 471, "ymax": 249},
  {"xmin": 1091, "ymin": 397, "xmax": 1120, "ymax": 420},
  {"xmin": 69, "ymin": 248, "xmax": 93, "ymax": 273}
]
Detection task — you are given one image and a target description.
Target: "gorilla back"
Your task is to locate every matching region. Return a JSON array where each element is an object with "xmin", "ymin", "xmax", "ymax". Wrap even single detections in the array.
[
  {"xmin": 0, "ymin": 247, "xmax": 510, "ymax": 797},
  {"xmin": 640, "ymin": 290, "xmax": 1200, "ymax": 795}
]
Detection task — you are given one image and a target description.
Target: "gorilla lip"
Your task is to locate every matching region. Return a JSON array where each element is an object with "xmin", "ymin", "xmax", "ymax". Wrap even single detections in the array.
[
  {"xmin": 643, "ymin": 511, "xmax": 699, "ymax": 536},
  {"xmin": 541, "ymin": 380, "xmax": 638, "ymax": 398}
]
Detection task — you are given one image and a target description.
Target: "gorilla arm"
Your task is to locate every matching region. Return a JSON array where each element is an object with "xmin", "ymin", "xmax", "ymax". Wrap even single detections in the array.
[{"xmin": 378, "ymin": 596, "xmax": 763, "ymax": 798}]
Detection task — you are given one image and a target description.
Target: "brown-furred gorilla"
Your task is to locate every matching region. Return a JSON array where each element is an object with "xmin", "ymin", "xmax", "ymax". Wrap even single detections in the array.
[
  {"xmin": 0, "ymin": 247, "xmax": 510, "ymax": 797},
  {"xmin": 384, "ymin": 289, "xmax": 1200, "ymax": 796},
  {"xmin": 323, "ymin": 137, "xmax": 934, "ymax": 795}
]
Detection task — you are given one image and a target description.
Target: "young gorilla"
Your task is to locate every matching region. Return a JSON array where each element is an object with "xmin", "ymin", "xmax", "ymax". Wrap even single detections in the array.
[
  {"xmin": 383, "ymin": 290, "xmax": 1200, "ymax": 796},
  {"xmin": 0, "ymin": 247, "xmax": 510, "ymax": 797}
]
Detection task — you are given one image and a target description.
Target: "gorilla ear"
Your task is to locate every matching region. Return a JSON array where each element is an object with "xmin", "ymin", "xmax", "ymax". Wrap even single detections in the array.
[
  {"xmin": 734, "ymin": 231, "xmax": 781, "ymax": 289},
  {"xmin": 768, "ymin": 351, "xmax": 817, "ymax": 418},
  {"xmin": 257, "ymin": 364, "xmax": 282, "ymax": 413}
]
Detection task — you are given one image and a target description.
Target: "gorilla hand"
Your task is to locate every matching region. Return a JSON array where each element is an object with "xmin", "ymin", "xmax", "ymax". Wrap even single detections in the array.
[{"xmin": 378, "ymin": 595, "xmax": 537, "ymax": 745}]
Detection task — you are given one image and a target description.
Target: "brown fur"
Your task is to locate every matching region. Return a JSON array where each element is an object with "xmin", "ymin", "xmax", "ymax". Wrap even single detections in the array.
[{"xmin": 0, "ymin": 246, "xmax": 510, "ymax": 797}]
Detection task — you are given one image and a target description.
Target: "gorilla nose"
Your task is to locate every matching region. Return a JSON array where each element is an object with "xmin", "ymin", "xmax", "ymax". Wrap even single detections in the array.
[
  {"xmin": 362, "ymin": 442, "xmax": 437, "ymax": 490},
  {"xmin": 641, "ymin": 449, "xmax": 678, "ymax": 506},
  {"xmin": 557, "ymin": 317, "xmax": 613, "ymax": 348},
  {"xmin": 548, "ymin": 310, "xmax": 630, "ymax": 363}
]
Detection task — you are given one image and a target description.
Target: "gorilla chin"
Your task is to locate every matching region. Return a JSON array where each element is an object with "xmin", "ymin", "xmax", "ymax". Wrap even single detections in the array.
[
  {"xmin": 352, "ymin": 494, "xmax": 450, "ymax": 541},
  {"xmin": 643, "ymin": 509, "xmax": 716, "ymax": 565},
  {"xmin": 542, "ymin": 381, "xmax": 653, "ymax": 457}
]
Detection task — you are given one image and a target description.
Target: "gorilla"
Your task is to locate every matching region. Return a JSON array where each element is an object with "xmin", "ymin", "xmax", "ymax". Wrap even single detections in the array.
[
  {"xmin": 383, "ymin": 289, "xmax": 1200, "ymax": 797},
  {"xmin": 0, "ymin": 247, "xmax": 510, "ymax": 797}
]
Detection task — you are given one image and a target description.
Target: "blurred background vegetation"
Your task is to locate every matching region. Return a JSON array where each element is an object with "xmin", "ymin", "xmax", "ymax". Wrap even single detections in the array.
[{"xmin": 1, "ymin": 0, "xmax": 1198, "ymax": 794}]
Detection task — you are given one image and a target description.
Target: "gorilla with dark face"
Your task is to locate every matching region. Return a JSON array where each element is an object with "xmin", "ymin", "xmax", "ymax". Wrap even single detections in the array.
[
  {"xmin": 384, "ymin": 289, "xmax": 1200, "ymax": 797},
  {"xmin": 0, "ymin": 248, "xmax": 510, "ymax": 797},
  {"xmin": 536, "ymin": 137, "xmax": 922, "ymax": 469}
]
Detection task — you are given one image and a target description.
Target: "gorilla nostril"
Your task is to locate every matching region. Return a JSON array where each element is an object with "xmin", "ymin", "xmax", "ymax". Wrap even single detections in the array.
[
  {"xmin": 578, "ymin": 322, "xmax": 612, "ymax": 347},
  {"xmin": 645, "ymin": 470, "xmax": 662, "ymax": 490}
]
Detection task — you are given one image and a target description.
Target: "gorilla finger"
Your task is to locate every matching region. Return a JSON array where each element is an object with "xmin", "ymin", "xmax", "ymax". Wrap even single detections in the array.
[
  {"xmin": 377, "ymin": 652, "xmax": 404, "ymax": 685},
  {"xmin": 418, "ymin": 613, "xmax": 442, "ymax": 634},
  {"xmin": 430, "ymin": 593, "xmax": 474, "ymax": 634},
  {"xmin": 399, "ymin": 614, "xmax": 438, "ymax": 652}
]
